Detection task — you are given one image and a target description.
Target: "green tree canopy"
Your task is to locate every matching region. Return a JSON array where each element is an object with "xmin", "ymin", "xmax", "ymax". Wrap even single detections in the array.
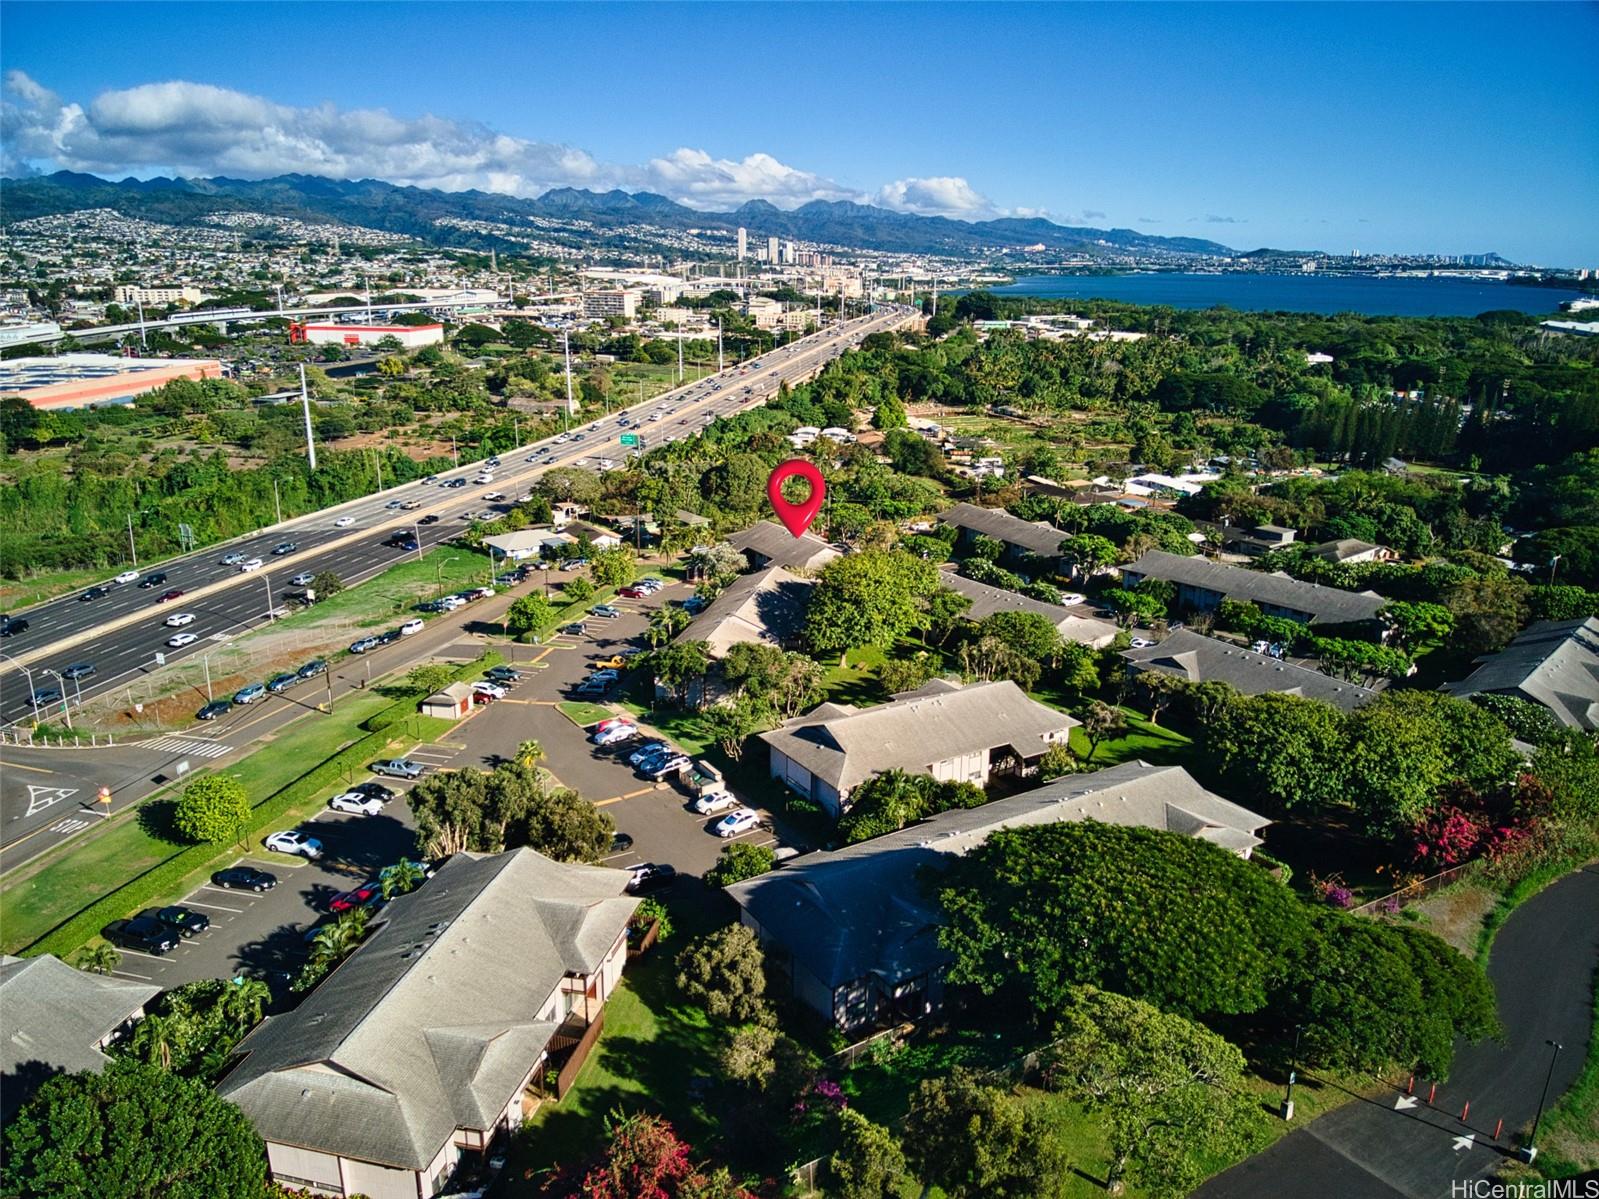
[
  {"xmin": 805, "ymin": 550, "xmax": 941, "ymax": 654},
  {"xmin": 173, "ymin": 775, "xmax": 250, "ymax": 845},
  {"xmin": 937, "ymin": 822, "xmax": 1312, "ymax": 1019},
  {"xmin": 1047, "ymin": 986, "xmax": 1266, "ymax": 1196},
  {"xmin": 901, "ymin": 1069, "xmax": 1070, "ymax": 1199},
  {"xmin": 675, "ymin": 924, "xmax": 768, "ymax": 1022},
  {"xmin": 2, "ymin": 1059, "xmax": 269, "ymax": 1199}
]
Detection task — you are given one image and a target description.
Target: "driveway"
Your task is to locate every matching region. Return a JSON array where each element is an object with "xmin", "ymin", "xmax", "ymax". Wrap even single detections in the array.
[{"xmin": 1196, "ymin": 864, "xmax": 1599, "ymax": 1199}]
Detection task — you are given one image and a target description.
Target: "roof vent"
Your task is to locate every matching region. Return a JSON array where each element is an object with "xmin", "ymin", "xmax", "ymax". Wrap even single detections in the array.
[{"xmin": 301, "ymin": 1089, "xmax": 312, "ymax": 1098}]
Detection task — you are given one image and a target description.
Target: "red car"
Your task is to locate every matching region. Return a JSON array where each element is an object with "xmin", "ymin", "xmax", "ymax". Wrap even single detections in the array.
[
  {"xmin": 157, "ymin": 589, "xmax": 185, "ymax": 603},
  {"xmin": 328, "ymin": 881, "xmax": 382, "ymax": 913},
  {"xmin": 618, "ymin": 586, "xmax": 648, "ymax": 599}
]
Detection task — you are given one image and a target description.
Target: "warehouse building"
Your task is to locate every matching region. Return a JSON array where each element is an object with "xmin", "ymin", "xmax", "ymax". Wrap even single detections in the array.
[
  {"xmin": 0, "ymin": 353, "xmax": 224, "ymax": 410},
  {"xmin": 290, "ymin": 323, "xmax": 444, "ymax": 349}
]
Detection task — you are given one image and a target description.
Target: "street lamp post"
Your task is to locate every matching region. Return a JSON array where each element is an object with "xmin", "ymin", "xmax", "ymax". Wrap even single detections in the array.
[
  {"xmin": 126, "ymin": 511, "xmax": 139, "ymax": 568},
  {"xmin": 1549, "ymin": 554, "xmax": 1563, "ymax": 586},
  {"xmin": 1522, "ymin": 1040, "xmax": 1563, "ymax": 1162},
  {"xmin": 0, "ymin": 652, "xmax": 38, "ymax": 724},
  {"xmin": 1281, "ymin": 1024, "xmax": 1305, "ymax": 1120},
  {"xmin": 201, "ymin": 654, "xmax": 213, "ymax": 702},
  {"xmin": 43, "ymin": 669, "xmax": 72, "ymax": 730}
]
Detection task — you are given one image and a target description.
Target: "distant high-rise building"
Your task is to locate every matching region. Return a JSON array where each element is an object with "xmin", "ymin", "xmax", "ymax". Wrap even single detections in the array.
[
  {"xmin": 767, "ymin": 236, "xmax": 780, "ymax": 264},
  {"xmin": 781, "ymin": 240, "xmax": 796, "ymax": 265},
  {"xmin": 737, "ymin": 228, "xmax": 747, "ymax": 260}
]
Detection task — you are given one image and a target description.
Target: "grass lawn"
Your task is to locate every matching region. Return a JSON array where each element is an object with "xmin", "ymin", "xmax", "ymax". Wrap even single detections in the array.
[
  {"xmin": 0, "ymin": 565, "xmax": 109, "ymax": 611},
  {"xmin": 270, "ymin": 546, "xmax": 494, "ymax": 633},
  {"xmin": 1066, "ymin": 706, "xmax": 1198, "ymax": 770},
  {"xmin": 511, "ymin": 891, "xmax": 728, "ymax": 1176},
  {"xmin": 1, "ymin": 684, "xmax": 408, "ymax": 954},
  {"xmin": 557, "ymin": 701, "xmax": 614, "ymax": 728},
  {"xmin": 818, "ymin": 644, "xmax": 891, "ymax": 707}
]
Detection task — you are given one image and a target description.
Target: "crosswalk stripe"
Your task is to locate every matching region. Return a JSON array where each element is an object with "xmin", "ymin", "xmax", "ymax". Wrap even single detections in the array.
[{"xmin": 143, "ymin": 736, "xmax": 232, "ymax": 759}]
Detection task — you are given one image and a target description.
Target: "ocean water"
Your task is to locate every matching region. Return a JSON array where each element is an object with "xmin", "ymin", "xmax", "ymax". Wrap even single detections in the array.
[{"xmin": 983, "ymin": 273, "xmax": 1585, "ymax": 317}]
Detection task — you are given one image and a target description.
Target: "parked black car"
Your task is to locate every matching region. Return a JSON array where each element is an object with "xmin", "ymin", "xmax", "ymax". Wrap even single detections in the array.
[
  {"xmin": 103, "ymin": 916, "xmax": 180, "ymax": 955},
  {"xmin": 609, "ymin": 832, "xmax": 635, "ymax": 855},
  {"xmin": 149, "ymin": 905, "xmax": 210, "ymax": 938},
  {"xmin": 196, "ymin": 700, "xmax": 233, "ymax": 721},
  {"xmin": 351, "ymin": 781, "xmax": 396, "ymax": 803},
  {"xmin": 211, "ymin": 866, "xmax": 278, "ymax": 891},
  {"xmin": 625, "ymin": 862, "xmax": 677, "ymax": 895}
]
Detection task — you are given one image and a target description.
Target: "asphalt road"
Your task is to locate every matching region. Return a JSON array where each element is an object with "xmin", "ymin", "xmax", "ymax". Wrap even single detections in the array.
[
  {"xmin": 0, "ymin": 567, "xmax": 541, "ymax": 866},
  {"xmin": 1195, "ymin": 864, "xmax": 1599, "ymax": 1199},
  {"xmin": 0, "ymin": 307, "xmax": 912, "ymax": 726}
]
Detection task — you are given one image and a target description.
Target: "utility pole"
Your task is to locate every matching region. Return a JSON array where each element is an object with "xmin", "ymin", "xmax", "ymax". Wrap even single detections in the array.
[
  {"xmin": 1523, "ymin": 1041, "xmax": 1564, "ymax": 1162},
  {"xmin": 452, "ymin": 435, "xmax": 459, "ymax": 467},
  {"xmin": 202, "ymin": 654, "xmax": 213, "ymax": 702},
  {"xmin": 126, "ymin": 512, "xmax": 138, "ymax": 568},
  {"xmin": 676, "ymin": 330, "xmax": 684, "ymax": 384},
  {"xmin": 716, "ymin": 319, "xmax": 723, "ymax": 373},
  {"xmin": 373, "ymin": 448, "xmax": 382, "ymax": 492},
  {"xmin": 272, "ymin": 478, "xmax": 282, "ymax": 525},
  {"xmin": 563, "ymin": 330, "xmax": 577, "ymax": 414},
  {"xmin": 299, "ymin": 364, "xmax": 317, "ymax": 470},
  {"xmin": 264, "ymin": 573, "xmax": 275, "ymax": 622}
]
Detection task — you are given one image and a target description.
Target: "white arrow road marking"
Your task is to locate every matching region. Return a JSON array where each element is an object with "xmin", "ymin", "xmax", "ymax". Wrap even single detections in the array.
[
  {"xmin": 1453, "ymin": 1135, "xmax": 1475, "ymax": 1153},
  {"xmin": 25, "ymin": 785, "xmax": 78, "ymax": 816},
  {"xmin": 1394, "ymin": 1095, "xmax": 1418, "ymax": 1110}
]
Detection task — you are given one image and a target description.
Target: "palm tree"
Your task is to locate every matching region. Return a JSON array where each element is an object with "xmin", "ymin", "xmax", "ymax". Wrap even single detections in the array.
[
  {"xmin": 514, "ymin": 739, "xmax": 545, "ymax": 769},
  {"xmin": 76, "ymin": 944, "xmax": 121, "ymax": 976},
  {"xmin": 380, "ymin": 859, "xmax": 427, "ymax": 900},
  {"xmin": 219, "ymin": 978, "xmax": 271, "ymax": 1033},
  {"xmin": 126, "ymin": 1012, "xmax": 181, "ymax": 1071},
  {"xmin": 647, "ymin": 605, "xmax": 691, "ymax": 648}
]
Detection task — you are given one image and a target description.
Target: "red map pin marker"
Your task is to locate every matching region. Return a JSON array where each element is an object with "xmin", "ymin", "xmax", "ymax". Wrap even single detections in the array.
[{"xmin": 767, "ymin": 460, "xmax": 826, "ymax": 538}]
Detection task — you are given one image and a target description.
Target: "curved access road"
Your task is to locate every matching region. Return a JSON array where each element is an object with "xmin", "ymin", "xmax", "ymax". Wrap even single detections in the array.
[{"xmin": 1195, "ymin": 863, "xmax": 1599, "ymax": 1199}]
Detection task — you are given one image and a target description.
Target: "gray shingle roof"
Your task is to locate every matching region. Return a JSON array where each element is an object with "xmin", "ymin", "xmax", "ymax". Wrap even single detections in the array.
[
  {"xmin": 726, "ymin": 761, "xmax": 1269, "ymax": 992},
  {"xmin": 218, "ymin": 850, "xmax": 637, "ymax": 1170},
  {"xmin": 938, "ymin": 503, "xmax": 1067, "ymax": 557},
  {"xmin": 758, "ymin": 679, "xmax": 1077, "ymax": 795},
  {"xmin": 1122, "ymin": 629, "xmax": 1378, "ymax": 710},
  {"xmin": 677, "ymin": 566, "xmax": 815, "ymax": 658},
  {"xmin": 1122, "ymin": 550, "xmax": 1388, "ymax": 624},
  {"xmin": 725, "ymin": 521, "xmax": 839, "ymax": 571},
  {"xmin": 1310, "ymin": 538, "xmax": 1384, "ymax": 561},
  {"xmin": 1445, "ymin": 617, "xmax": 1599, "ymax": 731},
  {"xmin": 939, "ymin": 569, "xmax": 1119, "ymax": 647},
  {"xmin": 2, "ymin": 954, "xmax": 158, "ymax": 1121}
]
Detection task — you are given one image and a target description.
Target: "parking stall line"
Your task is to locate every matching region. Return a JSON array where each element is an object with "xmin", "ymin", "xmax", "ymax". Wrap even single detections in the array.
[
  {"xmin": 182, "ymin": 899, "xmax": 244, "ymax": 913},
  {"xmin": 111, "ymin": 968, "xmax": 155, "ymax": 982},
  {"xmin": 116, "ymin": 947, "xmax": 176, "ymax": 963}
]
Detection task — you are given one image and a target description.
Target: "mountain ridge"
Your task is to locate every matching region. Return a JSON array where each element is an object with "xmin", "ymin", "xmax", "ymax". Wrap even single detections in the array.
[{"xmin": 0, "ymin": 169, "xmax": 1250, "ymax": 258}]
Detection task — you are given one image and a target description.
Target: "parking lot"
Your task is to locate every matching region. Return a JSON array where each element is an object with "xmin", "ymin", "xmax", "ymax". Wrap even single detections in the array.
[{"xmin": 100, "ymin": 567, "xmax": 782, "ymax": 995}]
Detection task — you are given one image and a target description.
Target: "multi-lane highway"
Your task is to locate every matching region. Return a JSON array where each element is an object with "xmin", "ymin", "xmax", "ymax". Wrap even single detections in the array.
[{"xmin": 0, "ymin": 306, "xmax": 913, "ymax": 727}]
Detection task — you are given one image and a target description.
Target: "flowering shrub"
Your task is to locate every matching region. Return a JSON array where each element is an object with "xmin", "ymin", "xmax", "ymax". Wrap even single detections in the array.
[
  {"xmin": 1411, "ymin": 805, "xmax": 1488, "ymax": 867},
  {"xmin": 1309, "ymin": 874, "xmax": 1356, "ymax": 908}
]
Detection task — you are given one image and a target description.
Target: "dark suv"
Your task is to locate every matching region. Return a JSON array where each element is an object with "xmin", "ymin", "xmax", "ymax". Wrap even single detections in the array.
[
  {"xmin": 138, "ymin": 572, "xmax": 169, "ymax": 589},
  {"xmin": 0, "ymin": 615, "xmax": 27, "ymax": 638},
  {"xmin": 148, "ymin": 906, "xmax": 211, "ymax": 938},
  {"xmin": 104, "ymin": 916, "xmax": 180, "ymax": 955}
]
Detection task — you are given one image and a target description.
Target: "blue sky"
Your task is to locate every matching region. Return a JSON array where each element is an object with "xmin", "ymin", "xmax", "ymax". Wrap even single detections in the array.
[{"xmin": 3, "ymin": 2, "xmax": 1595, "ymax": 264}]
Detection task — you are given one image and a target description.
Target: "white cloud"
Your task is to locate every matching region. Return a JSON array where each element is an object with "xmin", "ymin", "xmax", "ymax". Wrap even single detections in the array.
[
  {"xmin": 1, "ymin": 72, "xmax": 1053, "ymax": 221},
  {"xmin": 875, "ymin": 175, "xmax": 995, "ymax": 218}
]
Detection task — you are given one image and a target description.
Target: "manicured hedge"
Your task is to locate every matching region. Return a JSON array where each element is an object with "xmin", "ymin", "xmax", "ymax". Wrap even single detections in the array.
[{"xmin": 24, "ymin": 652, "xmax": 501, "ymax": 961}]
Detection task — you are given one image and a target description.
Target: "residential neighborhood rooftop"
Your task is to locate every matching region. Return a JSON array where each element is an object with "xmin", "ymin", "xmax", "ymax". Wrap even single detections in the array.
[
  {"xmin": 724, "ymin": 520, "xmax": 839, "ymax": 572},
  {"xmin": 677, "ymin": 565, "xmax": 815, "ymax": 658},
  {"xmin": 758, "ymin": 678, "xmax": 1077, "ymax": 796},
  {"xmin": 1121, "ymin": 549, "xmax": 1389, "ymax": 625},
  {"xmin": 1444, "ymin": 616, "xmax": 1599, "ymax": 731},
  {"xmin": 939, "ymin": 568, "xmax": 1119, "ymax": 647},
  {"xmin": 938, "ymin": 502, "xmax": 1068, "ymax": 558},
  {"xmin": 217, "ymin": 850, "xmax": 636, "ymax": 1172},
  {"xmin": 1122, "ymin": 629, "xmax": 1379, "ymax": 710},
  {"xmin": 1, "ymin": 953, "xmax": 159, "ymax": 1121}
]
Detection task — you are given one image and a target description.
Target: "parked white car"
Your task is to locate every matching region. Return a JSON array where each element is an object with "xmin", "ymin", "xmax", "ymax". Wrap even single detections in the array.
[
  {"xmin": 399, "ymin": 618, "xmax": 424, "ymax": 636},
  {"xmin": 1059, "ymin": 592, "xmax": 1087, "ymax": 605},
  {"xmin": 328, "ymin": 792, "xmax": 385, "ymax": 816},
  {"xmin": 1129, "ymin": 637, "xmax": 1156, "ymax": 649},
  {"xmin": 692, "ymin": 791, "xmax": 738, "ymax": 815},
  {"xmin": 440, "ymin": 596, "xmax": 466, "ymax": 611},
  {"xmin": 238, "ymin": 558, "xmax": 264, "ymax": 573},
  {"xmin": 714, "ymin": 809, "xmax": 760, "ymax": 838},
  {"xmin": 264, "ymin": 830, "xmax": 323, "ymax": 859},
  {"xmin": 472, "ymin": 681, "xmax": 507, "ymax": 699},
  {"xmin": 591, "ymin": 723, "xmax": 638, "ymax": 746},
  {"xmin": 164, "ymin": 612, "xmax": 196, "ymax": 627}
]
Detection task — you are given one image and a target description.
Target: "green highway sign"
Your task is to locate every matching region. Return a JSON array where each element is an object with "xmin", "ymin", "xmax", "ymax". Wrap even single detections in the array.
[{"xmin": 619, "ymin": 433, "xmax": 641, "ymax": 446}]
